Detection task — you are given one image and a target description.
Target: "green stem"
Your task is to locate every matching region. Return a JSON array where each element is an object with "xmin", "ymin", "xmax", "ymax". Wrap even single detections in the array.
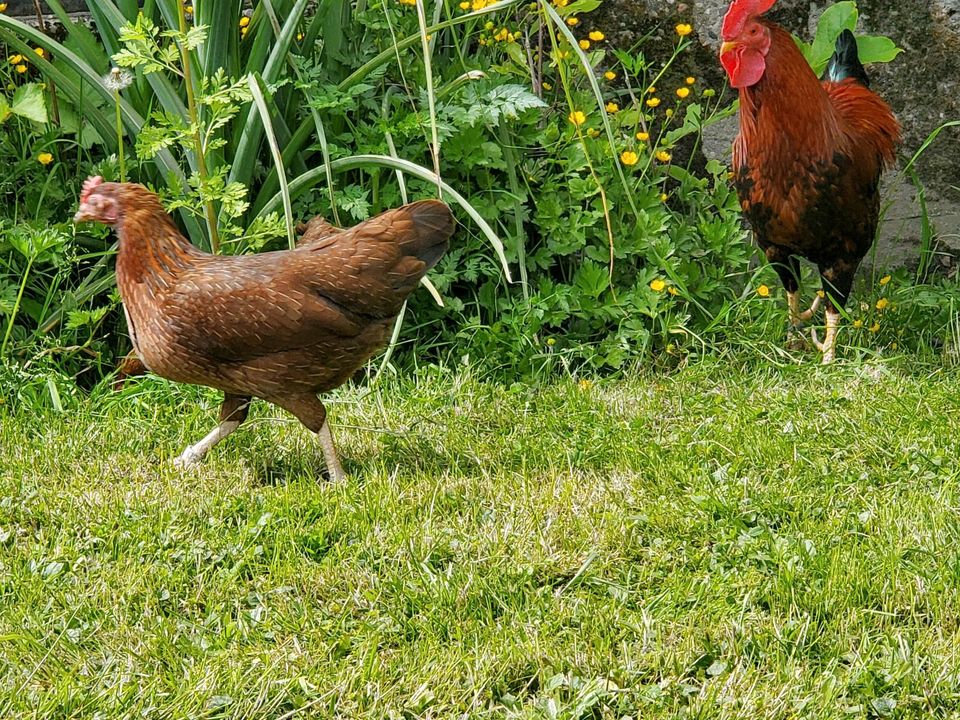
[
  {"xmin": 177, "ymin": 0, "xmax": 220, "ymax": 254},
  {"xmin": 114, "ymin": 89, "xmax": 125, "ymax": 181},
  {"xmin": 2, "ymin": 254, "xmax": 35, "ymax": 358}
]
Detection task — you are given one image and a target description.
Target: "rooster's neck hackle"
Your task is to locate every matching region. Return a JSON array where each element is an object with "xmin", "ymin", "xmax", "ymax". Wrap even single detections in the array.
[{"xmin": 736, "ymin": 22, "xmax": 844, "ymax": 164}]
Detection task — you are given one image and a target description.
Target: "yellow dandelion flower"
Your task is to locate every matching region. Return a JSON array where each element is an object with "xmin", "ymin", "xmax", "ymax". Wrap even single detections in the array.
[
  {"xmin": 650, "ymin": 278, "xmax": 666, "ymax": 292},
  {"xmin": 879, "ymin": 275, "xmax": 891, "ymax": 285},
  {"xmin": 579, "ymin": 39, "xmax": 590, "ymax": 50},
  {"xmin": 37, "ymin": 152, "xmax": 53, "ymax": 165},
  {"xmin": 686, "ymin": 76, "xmax": 696, "ymax": 85},
  {"xmin": 636, "ymin": 131, "xmax": 650, "ymax": 141},
  {"xmin": 869, "ymin": 322, "xmax": 881, "ymax": 333},
  {"xmin": 676, "ymin": 87, "xmax": 691, "ymax": 99},
  {"xmin": 646, "ymin": 97, "xmax": 661, "ymax": 108},
  {"xmin": 568, "ymin": 110, "xmax": 586, "ymax": 125},
  {"xmin": 757, "ymin": 284, "xmax": 771, "ymax": 298},
  {"xmin": 15, "ymin": 64, "xmax": 26, "ymax": 73},
  {"xmin": 604, "ymin": 70, "xmax": 616, "ymax": 80},
  {"xmin": 589, "ymin": 30, "xmax": 605, "ymax": 41},
  {"xmin": 675, "ymin": 23, "xmax": 693, "ymax": 37},
  {"xmin": 567, "ymin": 17, "xmax": 579, "ymax": 26},
  {"xmin": 620, "ymin": 150, "xmax": 639, "ymax": 166},
  {"xmin": 239, "ymin": 16, "xmax": 250, "ymax": 27},
  {"xmin": 605, "ymin": 101, "xmax": 618, "ymax": 112},
  {"xmin": 853, "ymin": 319, "xmax": 863, "ymax": 329},
  {"xmin": 876, "ymin": 298, "xmax": 889, "ymax": 310},
  {"xmin": 656, "ymin": 150, "xmax": 672, "ymax": 162}
]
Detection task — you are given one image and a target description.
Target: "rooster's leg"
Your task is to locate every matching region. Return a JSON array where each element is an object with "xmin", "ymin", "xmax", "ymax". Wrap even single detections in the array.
[
  {"xmin": 174, "ymin": 394, "xmax": 251, "ymax": 469},
  {"xmin": 810, "ymin": 307, "xmax": 841, "ymax": 364},
  {"xmin": 810, "ymin": 265, "xmax": 855, "ymax": 364},
  {"xmin": 272, "ymin": 394, "xmax": 346, "ymax": 481},
  {"xmin": 768, "ymin": 250, "xmax": 807, "ymax": 346}
]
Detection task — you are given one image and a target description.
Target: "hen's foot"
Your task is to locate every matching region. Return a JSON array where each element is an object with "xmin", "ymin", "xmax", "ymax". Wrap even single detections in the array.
[
  {"xmin": 810, "ymin": 307, "xmax": 841, "ymax": 364},
  {"xmin": 173, "ymin": 419, "xmax": 243, "ymax": 470},
  {"xmin": 785, "ymin": 326, "xmax": 809, "ymax": 351},
  {"xmin": 319, "ymin": 421, "xmax": 347, "ymax": 482},
  {"xmin": 787, "ymin": 291, "xmax": 821, "ymax": 326}
]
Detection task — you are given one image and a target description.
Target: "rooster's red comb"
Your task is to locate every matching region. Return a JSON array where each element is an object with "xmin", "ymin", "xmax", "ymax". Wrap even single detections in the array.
[
  {"xmin": 721, "ymin": 0, "xmax": 776, "ymax": 39},
  {"xmin": 80, "ymin": 176, "xmax": 104, "ymax": 204}
]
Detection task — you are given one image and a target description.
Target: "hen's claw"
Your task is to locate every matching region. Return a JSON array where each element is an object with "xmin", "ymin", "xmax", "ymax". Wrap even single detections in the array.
[{"xmin": 810, "ymin": 307, "xmax": 840, "ymax": 364}]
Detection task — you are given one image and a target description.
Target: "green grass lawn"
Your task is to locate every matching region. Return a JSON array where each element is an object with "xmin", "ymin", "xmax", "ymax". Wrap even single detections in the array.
[{"xmin": 1, "ymin": 358, "xmax": 959, "ymax": 718}]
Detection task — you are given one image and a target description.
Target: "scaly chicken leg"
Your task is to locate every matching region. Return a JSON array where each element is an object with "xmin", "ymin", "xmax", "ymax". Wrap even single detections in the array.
[
  {"xmin": 175, "ymin": 394, "xmax": 251, "ymax": 468},
  {"xmin": 810, "ymin": 307, "xmax": 841, "ymax": 364}
]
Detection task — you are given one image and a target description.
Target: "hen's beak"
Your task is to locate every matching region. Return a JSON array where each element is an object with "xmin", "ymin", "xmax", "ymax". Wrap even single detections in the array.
[
  {"xmin": 720, "ymin": 40, "xmax": 738, "ymax": 55},
  {"xmin": 73, "ymin": 203, "xmax": 94, "ymax": 224}
]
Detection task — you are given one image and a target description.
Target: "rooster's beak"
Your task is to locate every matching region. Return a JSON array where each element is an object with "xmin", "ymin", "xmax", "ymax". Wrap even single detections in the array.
[{"xmin": 720, "ymin": 40, "xmax": 738, "ymax": 55}]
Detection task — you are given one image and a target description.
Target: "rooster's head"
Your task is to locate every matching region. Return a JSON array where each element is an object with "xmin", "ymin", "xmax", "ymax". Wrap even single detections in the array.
[{"xmin": 720, "ymin": 0, "xmax": 775, "ymax": 89}]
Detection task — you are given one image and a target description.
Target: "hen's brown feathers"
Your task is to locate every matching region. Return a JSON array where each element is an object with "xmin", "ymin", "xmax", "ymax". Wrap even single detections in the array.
[{"xmin": 110, "ymin": 186, "xmax": 454, "ymax": 399}]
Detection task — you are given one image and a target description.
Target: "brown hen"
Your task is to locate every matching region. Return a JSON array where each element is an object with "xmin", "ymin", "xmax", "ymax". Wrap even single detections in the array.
[{"xmin": 75, "ymin": 177, "xmax": 454, "ymax": 478}]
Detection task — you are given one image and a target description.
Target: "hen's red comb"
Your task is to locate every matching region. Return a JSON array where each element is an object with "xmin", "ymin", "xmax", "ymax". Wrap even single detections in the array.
[
  {"xmin": 721, "ymin": 0, "xmax": 776, "ymax": 39},
  {"xmin": 80, "ymin": 176, "xmax": 104, "ymax": 204}
]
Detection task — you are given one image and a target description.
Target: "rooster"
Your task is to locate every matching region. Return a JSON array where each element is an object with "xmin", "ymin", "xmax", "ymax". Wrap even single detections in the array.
[
  {"xmin": 719, "ymin": 0, "xmax": 900, "ymax": 362},
  {"xmin": 75, "ymin": 177, "xmax": 454, "ymax": 479}
]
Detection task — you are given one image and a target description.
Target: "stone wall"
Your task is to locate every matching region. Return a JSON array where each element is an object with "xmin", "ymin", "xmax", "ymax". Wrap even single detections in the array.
[{"xmin": 596, "ymin": 0, "xmax": 960, "ymax": 271}]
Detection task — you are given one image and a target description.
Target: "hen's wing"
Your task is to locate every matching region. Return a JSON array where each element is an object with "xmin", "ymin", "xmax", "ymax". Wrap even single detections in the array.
[{"xmin": 160, "ymin": 200, "xmax": 454, "ymax": 363}]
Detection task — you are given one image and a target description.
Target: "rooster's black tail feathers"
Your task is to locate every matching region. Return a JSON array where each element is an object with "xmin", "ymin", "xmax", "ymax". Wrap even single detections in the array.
[{"xmin": 822, "ymin": 29, "xmax": 870, "ymax": 87}]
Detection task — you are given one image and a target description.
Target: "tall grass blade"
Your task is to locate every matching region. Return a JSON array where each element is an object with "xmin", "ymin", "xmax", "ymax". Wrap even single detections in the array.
[{"xmin": 248, "ymin": 73, "xmax": 296, "ymax": 249}]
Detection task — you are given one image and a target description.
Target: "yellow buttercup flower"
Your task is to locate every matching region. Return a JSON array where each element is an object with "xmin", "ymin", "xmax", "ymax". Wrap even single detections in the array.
[
  {"xmin": 757, "ymin": 284, "xmax": 771, "ymax": 298},
  {"xmin": 650, "ymin": 278, "xmax": 666, "ymax": 292},
  {"xmin": 37, "ymin": 152, "xmax": 53, "ymax": 165},
  {"xmin": 869, "ymin": 322, "xmax": 881, "ymax": 333},
  {"xmin": 542, "ymin": 82, "xmax": 553, "ymax": 90},
  {"xmin": 553, "ymin": 0, "xmax": 568, "ymax": 6},
  {"xmin": 675, "ymin": 23, "xmax": 693, "ymax": 37},
  {"xmin": 459, "ymin": 1, "xmax": 470, "ymax": 8},
  {"xmin": 0, "ymin": 3, "xmax": 8, "ymax": 11},
  {"xmin": 655, "ymin": 150, "xmax": 672, "ymax": 162},
  {"xmin": 879, "ymin": 275, "xmax": 891, "ymax": 285},
  {"xmin": 605, "ymin": 101, "xmax": 618, "ymax": 112},
  {"xmin": 876, "ymin": 298, "xmax": 889, "ymax": 310},
  {"xmin": 239, "ymin": 16, "xmax": 250, "ymax": 27},
  {"xmin": 660, "ymin": 193, "xmax": 668, "ymax": 202},
  {"xmin": 9, "ymin": 54, "xmax": 23, "ymax": 64},
  {"xmin": 646, "ymin": 86, "xmax": 656, "ymax": 94},
  {"xmin": 568, "ymin": 110, "xmax": 586, "ymax": 125},
  {"xmin": 15, "ymin": 64, "xmax": 26, "ymax": 73},
  {"xmin": 676, "ymin": 87, "xmax": 690, "ymax": 99},
  {"xmin": 579, "ymin": 39, "xmax": 590, "ymax": 50},
  {"xmin": 589, "ymin": 31, "xmax": 604, "ymax": 41},
  {"xmin": 636, "ymin": 131, "xmax": 650, "ymax": 141},
  {"xmin": 604, "ymin": 70, "xmax": 616, "ymax": 80},
  {"xmin": 646, "ymin": 97, "xmax": 661, "ymax": 108},
  {"xmin": 567, "ymin": 17, "xmax": 579, "ymax": 26},
  {"xmin": 686, "ymin": 76, "xmax": 696, "ymax": 85},
  {"xmin": 853, "ymin": 319, "xmax": 863, "ymax": 329},
  {"xmin": 296, "ymin": 32, "xmax": 305, "ymax": 41},
  {"xmin": 620, "ymin": 150, "xmax": 638, "ymax": 166},
  {"xmin": 668, "ymin": 286, "xmax": 679, "ymax": 296}
]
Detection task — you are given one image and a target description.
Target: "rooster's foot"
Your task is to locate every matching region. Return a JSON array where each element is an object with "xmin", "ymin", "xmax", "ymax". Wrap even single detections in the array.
[{"xmin": 786, "ymin": 325, "xmax": 809, "ymax": 351}]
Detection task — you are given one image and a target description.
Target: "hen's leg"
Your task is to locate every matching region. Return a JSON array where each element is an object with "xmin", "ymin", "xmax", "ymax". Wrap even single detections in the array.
[
  {"xmin": 271, "ymin": 394, "xmax": 346, "ymax": 481},
  {"xmin": 810, "ymin": 264, "xmax": 856, "ymax": 364},
  {"xmin": 175, "ymin": 394, "xmax": 251, "ymax": 469}
]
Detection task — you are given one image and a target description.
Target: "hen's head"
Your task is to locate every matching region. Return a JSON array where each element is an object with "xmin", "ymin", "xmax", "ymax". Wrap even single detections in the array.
[
  {"xmin": 73, "ymin": 176, "xmax": 159, "ymax": 227},
  {"xmin": 720, "ymin": 0, "xmax": 775, "ymax": 89}
]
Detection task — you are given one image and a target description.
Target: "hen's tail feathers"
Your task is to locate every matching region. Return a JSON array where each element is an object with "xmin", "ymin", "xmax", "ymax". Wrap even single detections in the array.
[
  {"xmin": 823, "ymin": 29, "xmax": 870, "ymax": 87},
  {"xmin": 398, "ymin": 199, "xmax": 455, "ymax": 271}
]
